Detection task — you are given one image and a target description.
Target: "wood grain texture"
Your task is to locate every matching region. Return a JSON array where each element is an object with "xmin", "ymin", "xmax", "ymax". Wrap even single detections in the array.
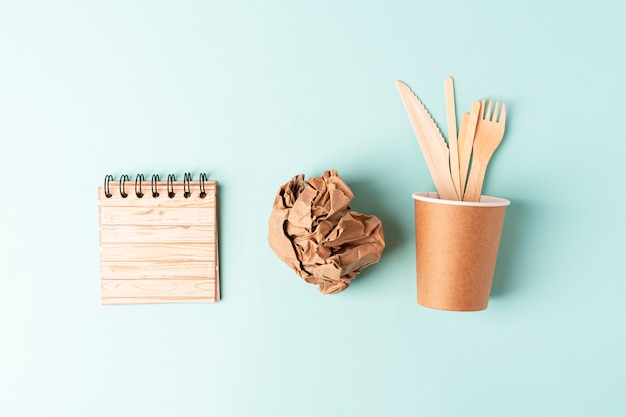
[
  {"xmin": 98, "ymin": 178, "xmax": 219, "ymax": 304},
  {"xmin": 101, "ymin": 261, "xmax": 217, "ymax": 280},
  {"xmin": 100, "ymin": 243, "xmax": 216, "ymax": 262},
  {"xmin": 100, "ymin": 207, "xmax": 215, "ymax": 226},
  {"xmin": 101, "ymin": 279, "xmax": 216, "ymax": 298},
  {"xmin": 100, "ymin": 225, "xmax": 216, "ymax": 243}
]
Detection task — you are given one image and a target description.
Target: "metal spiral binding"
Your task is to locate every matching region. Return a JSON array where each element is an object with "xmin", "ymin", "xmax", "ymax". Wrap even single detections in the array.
[
  {"xmin": 103, "ymin": 173, "xmax": 209, "ymax": 198},
  {"xmin": 104, "ymin": 175, "xmax": 113, "ymax": 198},
  {"xmin": 151, "ymin": 175, "xmax": 160, "ymax": 198},
  {"xmin": 119, "ymin": 175, "xmax": 129, "ymax": 198},
  {"xmin": 199, "ymin": 173, "xmax": 208, "ymax": 199},
  {"xmin": 167, "ymin": 174, "xmax": 176, "ymax": 198},
  {"xmin": 135, "ymin": 174, "xmax": 145, "ymax": 198},
  {"xmin": 183, "ymin": 173, "xmax": 192, "ymax": 199}
]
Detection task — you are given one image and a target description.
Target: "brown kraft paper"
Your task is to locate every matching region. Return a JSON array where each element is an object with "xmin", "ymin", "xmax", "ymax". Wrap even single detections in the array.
[{"xmin": 268, "ymin": 170, "xmax": 385, "ymax": 294}]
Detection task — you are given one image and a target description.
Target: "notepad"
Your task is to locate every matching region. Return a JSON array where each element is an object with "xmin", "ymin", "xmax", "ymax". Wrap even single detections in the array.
[{"xmin": 98, "ymin": 174, "xmax": 219, "ymax": 304}]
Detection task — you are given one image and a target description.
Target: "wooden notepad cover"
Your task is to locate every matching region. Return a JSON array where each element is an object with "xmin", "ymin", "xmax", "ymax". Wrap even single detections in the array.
[{"xmin": 98, "ymin": 181, "xmax": 219, "ymax": 304}]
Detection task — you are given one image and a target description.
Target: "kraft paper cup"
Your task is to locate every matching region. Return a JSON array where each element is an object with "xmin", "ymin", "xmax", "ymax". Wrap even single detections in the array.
[{"xmin": 412, "ymin": 192, "xmax": 510, "ymax": 311}]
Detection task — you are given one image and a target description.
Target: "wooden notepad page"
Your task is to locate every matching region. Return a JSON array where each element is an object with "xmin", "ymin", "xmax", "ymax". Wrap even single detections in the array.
[{"xmin": 98, "ymin": 181, "xmax": 219, "ymax": 304}]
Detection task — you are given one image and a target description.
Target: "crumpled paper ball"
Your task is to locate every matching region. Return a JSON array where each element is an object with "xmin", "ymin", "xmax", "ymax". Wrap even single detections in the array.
[{"xmin": 268, "ymin": 170, "xmax": 385, "ymax": 294}]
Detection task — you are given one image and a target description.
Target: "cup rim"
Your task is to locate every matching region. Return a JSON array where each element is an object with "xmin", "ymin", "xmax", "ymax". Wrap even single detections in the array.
[{"xmin": 412, "ymin": 192, "xmax": 511, "ymax": 207}]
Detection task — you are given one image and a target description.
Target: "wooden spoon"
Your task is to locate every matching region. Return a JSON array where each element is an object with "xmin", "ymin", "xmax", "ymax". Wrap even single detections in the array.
[{"xmin": 458, "ymin": 102, "xmax": 481, "ymax": 199}]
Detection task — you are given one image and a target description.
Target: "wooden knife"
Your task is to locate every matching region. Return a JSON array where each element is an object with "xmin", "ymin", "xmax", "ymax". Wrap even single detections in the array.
[{"xmin": 396, "ymin": 80, "xmax": 458, "ymax": 200}]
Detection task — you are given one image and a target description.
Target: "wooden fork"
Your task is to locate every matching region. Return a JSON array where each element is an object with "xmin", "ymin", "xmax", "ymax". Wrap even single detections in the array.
[{"xmin": 463, "ymin": 99, "xmax": 507, "ymax": 202}]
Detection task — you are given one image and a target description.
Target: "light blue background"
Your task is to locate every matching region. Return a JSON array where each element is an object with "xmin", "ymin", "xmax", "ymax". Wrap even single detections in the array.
[{"xmin": 1, "ymin": 1, "xmax": 625, "ymax": 416}]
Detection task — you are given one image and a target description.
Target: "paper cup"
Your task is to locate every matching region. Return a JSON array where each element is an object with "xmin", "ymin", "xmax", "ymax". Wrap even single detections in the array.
[{"xmin": 412, "ymin": 192, "xmax": 510, "ymax": 311}]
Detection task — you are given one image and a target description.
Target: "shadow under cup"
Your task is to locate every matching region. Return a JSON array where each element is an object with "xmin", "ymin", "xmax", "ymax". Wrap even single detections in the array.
[{"xmin": 412, "ymin": 192, "xmax": 510, "ymax": 311}]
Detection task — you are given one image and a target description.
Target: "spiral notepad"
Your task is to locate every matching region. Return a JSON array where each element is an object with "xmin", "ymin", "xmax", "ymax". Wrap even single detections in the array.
[{"xmin": 98, "ymin": 173, "xmax": 219, "ymax": 304}]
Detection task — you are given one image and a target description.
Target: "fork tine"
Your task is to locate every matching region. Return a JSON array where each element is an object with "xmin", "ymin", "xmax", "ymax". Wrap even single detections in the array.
[
  {"xmin": 499, "ymin": 102, "xmax": 506, "ymax": 125},
  {"xmin": 492, "ymin": 101, "xmax": 500, "ymax": 122},
  {"xmin": 479, "ymin": 98, "xmax": 485, "ymax": 120},
  {"xmin": 486, "ymin": 99, "xmax": 493, "ymax": 121}
]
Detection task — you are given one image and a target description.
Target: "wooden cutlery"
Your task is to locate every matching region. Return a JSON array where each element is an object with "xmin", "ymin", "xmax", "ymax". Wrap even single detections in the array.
[
  {"xmin": 463, "ymin": 99, "xmax": 507, "ymax": 202},
  {"xmin": 458, "ymin": 101, "xmax": 481, "ymax": 200},
  {"xmin": 396, "ymin": 77, "xmax": 507, "ymax": 202},
  {"xmin": 395, "ymin": 80, "xmax": 458, "ymax": 201},
  {"xmin": 444, "ymin": 77, "xmax": 461, "ymax": 200}
]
